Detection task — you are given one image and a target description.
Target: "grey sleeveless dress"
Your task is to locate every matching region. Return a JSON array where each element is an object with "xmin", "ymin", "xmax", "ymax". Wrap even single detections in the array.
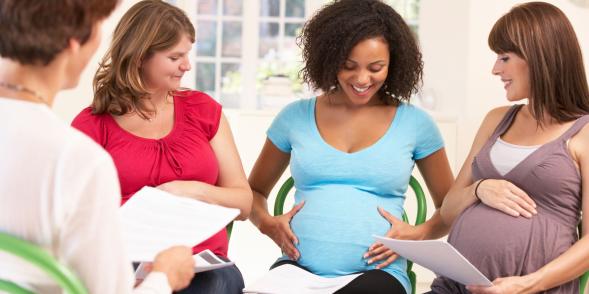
[{"xmin": 431, "ymin": 105, "xmax": 586, "ymax": 293}]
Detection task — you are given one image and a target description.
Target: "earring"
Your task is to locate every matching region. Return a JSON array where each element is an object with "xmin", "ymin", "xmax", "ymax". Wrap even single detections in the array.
[{"xmin": 383, "ymin": 84, "xmax": 392, "ymax": 95}]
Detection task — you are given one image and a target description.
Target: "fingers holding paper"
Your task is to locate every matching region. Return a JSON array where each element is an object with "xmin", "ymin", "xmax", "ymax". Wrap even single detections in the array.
[
  {"xmin": 364, "ymin": 207, "xmax": 419, "ymax": 269},
  {"xmin": 260, "ymin": 201, "xmax": 305, "ymax": 261},
  {"xmin": 152, "ymin": 246, "xmax": 196, "ymax": 291},
  {"xmin": 364, "ymin": 243, "xmax": 398, "ymax": 269},
  {"xmin": 466, "ymin": 275, "xmax": 538, "ymax": 294}
]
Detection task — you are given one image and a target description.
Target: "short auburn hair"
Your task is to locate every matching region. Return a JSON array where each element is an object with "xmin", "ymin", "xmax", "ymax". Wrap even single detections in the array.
[
  {"xmin": 92, "ymin": 0, "xmax": 195, "ymax": 119},
  {"xmin": 298, "ymin": 0, "xmax": 423, "ymax": 105},
  {"xmin": 489, "ymin": 2, "xmax": 589, "ymax": 123},
  {"xmin": 0, "ymin": 0, "xmax": 118, "ymax": 65}
]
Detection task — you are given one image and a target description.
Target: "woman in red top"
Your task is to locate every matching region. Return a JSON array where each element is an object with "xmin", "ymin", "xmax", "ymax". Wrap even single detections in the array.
[{"xmin": 71, "ymin": 1, "xmax": 252, "ymax": 293}]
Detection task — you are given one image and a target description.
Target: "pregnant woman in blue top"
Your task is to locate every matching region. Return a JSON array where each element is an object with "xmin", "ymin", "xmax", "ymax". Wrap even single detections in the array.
[{"xmin": 248, "ymin": 0, "xmax": 454, "ymax": 293}]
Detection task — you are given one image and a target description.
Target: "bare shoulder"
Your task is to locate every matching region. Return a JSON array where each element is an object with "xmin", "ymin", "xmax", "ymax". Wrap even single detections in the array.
[
  {"xmin": 484, "ymin": 106, "xmax": 511, "ymax": 126},
  {"xmin": 477, "ymin": 106, "xmax": 512, "ymax": 137},
  {"xmin": 211, "ymin": 112, "xmax": 232, "ymax": 141},
  {"xmin": 570, "ymin": 119, "xmax": 589, "ymax": 161}
]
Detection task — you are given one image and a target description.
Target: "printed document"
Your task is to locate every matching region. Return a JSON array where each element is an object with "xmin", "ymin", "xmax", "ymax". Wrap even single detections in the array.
[
  {"xmin": 135, "ymin": 249, "xmax": 234, "ymax": 279},
  {"xmin": 120, "ymin": 186, "xmax": 239, "ymax": 262},
  {"xmin": 243, "ymin": 264, "xmax": 361, "ymax": 294},
  {"xmin": 374, "ymin": 236, "xmax": 492, "ymax": 287}
]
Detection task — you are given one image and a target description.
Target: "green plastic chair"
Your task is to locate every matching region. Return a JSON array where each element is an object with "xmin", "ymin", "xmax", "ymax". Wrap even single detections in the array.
[
  {"xmin": 579, "ymin": 222, "xmax": 589, "ymax": 294},
  {"xmin": 0, "ymin": 232, "xmax": 88, "ymax": 294},
  {"xmin": 581, "ymin": 266, "xmax": 588, "ymax": 294},
  {"xmin": 273, "ymin": 175, "xmax": 427, "ymax": 294}
]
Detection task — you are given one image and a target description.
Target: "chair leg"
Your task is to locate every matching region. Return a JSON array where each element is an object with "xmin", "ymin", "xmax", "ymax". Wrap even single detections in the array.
[{"xmin": 408, "ymin": 270, "xmax": 416, "ymax": 294}]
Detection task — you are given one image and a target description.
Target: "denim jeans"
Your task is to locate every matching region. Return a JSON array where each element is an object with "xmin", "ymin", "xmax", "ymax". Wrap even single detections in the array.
[{"xmin": 174, "ymin": 262, "xmax": 244, "ymax": 294}]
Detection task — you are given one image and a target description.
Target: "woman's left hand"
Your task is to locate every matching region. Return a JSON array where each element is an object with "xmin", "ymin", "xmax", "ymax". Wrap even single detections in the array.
[
  {"xmin": 466, "ymin": 275, "xmax": 538, "ymax": 294},
  {"xmin": 364, "ymin": 207, "xmax": 422, "ymax": 269}
]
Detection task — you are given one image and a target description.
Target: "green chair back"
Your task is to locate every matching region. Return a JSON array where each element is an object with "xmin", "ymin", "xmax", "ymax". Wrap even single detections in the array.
[
  {"xmin": 226, "ymin": 222, "xmax": 234, "ymax": 239},
  {"xmin": 273, "ymin": 175, "xmax": 427, "ymax": 294},
  {"xmin": 0, "ymin": 232, "xmax": 88, "ymax": 294}
]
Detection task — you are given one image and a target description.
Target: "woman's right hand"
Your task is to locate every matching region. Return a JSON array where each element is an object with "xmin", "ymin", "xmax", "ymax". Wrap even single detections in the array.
[
  {"xmin": 152, "ymin": 246, "xmax": 195, "ymax": 291},
  {"xmin": 259, "ymin": 201, "xmax": 305, "ymax": 260},
  {"xmin": 476, "ymin": 179, "xmax": 537, "ymax": 218}
]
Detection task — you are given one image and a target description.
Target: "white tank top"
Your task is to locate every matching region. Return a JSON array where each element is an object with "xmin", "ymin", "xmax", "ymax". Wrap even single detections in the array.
[{"xmin": 489, "ymin": 137, "xmax": 541, "ymax": 176}]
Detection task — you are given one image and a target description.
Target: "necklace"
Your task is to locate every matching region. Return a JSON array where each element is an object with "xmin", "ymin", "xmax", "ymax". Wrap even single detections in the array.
[
  {"xmin": 0, "ymin": 81, "xmax": 49, "ymax": 106},
  {"xmin": 145, "ymin": 94, "xmax": 172, "ymax": 122}
]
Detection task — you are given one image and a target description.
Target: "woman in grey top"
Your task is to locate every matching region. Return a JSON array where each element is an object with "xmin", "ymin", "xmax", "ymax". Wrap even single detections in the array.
[{"xmin": 431, "ymin": 2, "xmax": 589, "ymax": 293}]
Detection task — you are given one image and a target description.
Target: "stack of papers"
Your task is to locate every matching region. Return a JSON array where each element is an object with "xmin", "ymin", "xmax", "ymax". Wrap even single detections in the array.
[
  {"xmin": 373, "ymin": 236, "xmax": 492, "ymax": 287},
  {"xmin": 243, "ymin": 264, "xmax": 361, "ymax": 294},
  {"xmin": 120, "ymin": 186, "xmax": 240, "ymax": 262},
  {"xmin": 135, "ymin": 249, "xmax": 235, "ymax": 279}
]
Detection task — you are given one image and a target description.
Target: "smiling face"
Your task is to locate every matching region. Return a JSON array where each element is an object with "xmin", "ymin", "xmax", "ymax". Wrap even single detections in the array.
[
  {"xmin": 492, "ymin": 52, "xmax": 530, "ymax": 102},
  {"xmin": 141, "ymin": 34, "xmax": 193, "ymax": 92},
  {"xmin": 336, "ymin": 37, "xmax": 390, "ymax": 106}
]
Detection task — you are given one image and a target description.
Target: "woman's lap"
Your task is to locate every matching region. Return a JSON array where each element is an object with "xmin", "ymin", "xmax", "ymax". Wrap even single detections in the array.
[
  {"xmin": 174, "ymin": 257, "xmax": 244, "ymax": 294},
  {"xmin": 270, "ymin": 260, "xmax": 406, "ymax": 294}
]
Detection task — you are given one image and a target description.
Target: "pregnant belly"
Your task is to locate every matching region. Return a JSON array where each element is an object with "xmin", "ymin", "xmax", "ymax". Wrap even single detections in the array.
[
  {"xmin": 448, "ymin": 203, "xmax": 576, "ymax": 278},
  {"xmin": 289, "ymin": 186, "xmax": 404, "ymax": 276}
]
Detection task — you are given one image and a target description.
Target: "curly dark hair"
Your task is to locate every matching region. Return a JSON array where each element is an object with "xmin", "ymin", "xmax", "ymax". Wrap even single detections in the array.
[{"xmin": 298, "ymin": 0, "xmax": 423, "ymax": 104}]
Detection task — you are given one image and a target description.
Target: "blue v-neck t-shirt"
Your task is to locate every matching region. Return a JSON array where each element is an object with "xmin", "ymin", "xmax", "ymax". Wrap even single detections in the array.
[{"xmin": 267, "ymin": 97, "xmax": 444, "ymax": 294}]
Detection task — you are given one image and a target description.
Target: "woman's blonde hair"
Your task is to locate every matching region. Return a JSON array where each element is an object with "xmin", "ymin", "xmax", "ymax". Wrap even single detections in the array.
[
  {"xmin": 488, "ymin": 1, "xmax": 589, "ymax": 123},
  {"xmin": 92, "ymin": 0, "xmax": 195, "ymax": 119}
]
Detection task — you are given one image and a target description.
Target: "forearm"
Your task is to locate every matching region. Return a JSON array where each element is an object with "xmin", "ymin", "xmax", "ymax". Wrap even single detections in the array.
[
  {"xmin": 440, "ymin": 181, "xmax": 479, "ymax": 226},
  {"xmin": 417, "ymin": 210, "xmax": 450, "ymax": 240},
  {"xmin": 528, "ymin": 237, "xmax": 589, "ymax": 292},
  {"xmin": 249, "ymin": 190, "xmax": 273, "ymax": 231},
  {"xmin": 180, "ymin": 181, "xmax": 252, "ymax": 220}
]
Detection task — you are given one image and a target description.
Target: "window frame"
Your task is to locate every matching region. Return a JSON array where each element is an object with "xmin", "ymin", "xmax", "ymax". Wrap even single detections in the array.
[{"xmin": 176, "ymin": 0, "xmax": 420, "ymax": 110}]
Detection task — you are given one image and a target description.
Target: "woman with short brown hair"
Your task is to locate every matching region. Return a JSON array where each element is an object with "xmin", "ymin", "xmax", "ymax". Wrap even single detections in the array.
[{"xmin": 0, "ymin": 0, "xmax": 195, "ymax": 293}]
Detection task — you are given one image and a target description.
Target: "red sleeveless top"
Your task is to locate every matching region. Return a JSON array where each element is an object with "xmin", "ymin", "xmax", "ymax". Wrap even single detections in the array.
[{"xmin": 72, "ymin": 90, "xmax": 228, "ymax": 257}]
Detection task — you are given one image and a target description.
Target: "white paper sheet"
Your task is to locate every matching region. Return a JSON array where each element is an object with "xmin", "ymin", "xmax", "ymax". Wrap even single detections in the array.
[
  {"xmin": 134, "ymin": 249, "xmax": 235, "ymax": 279},
  {"xmin": 120, "ymin": 186, "xmax": 239, "ymax": 262},
  {"xmin": 374, "ymin": 236, "xmax": 492, "ymax": 287},
  {"xmin": 243, "ymin": 264, "xmax": 361, "ymax": 294}
]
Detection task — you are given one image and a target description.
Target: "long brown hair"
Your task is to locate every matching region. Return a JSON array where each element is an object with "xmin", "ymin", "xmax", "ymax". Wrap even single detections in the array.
[
  {"xmin": 488, "ymin": 1, "xmax": 589, "ymax": 123},
  {"xmin": 92, "ymin": 0, "xmax": 195, "ymax": 119}
]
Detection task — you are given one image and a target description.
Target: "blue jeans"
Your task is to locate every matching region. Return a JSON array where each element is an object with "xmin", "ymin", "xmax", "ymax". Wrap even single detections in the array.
[{"xmin": 174, "ymin": 260, "xmax": 244, "ymax": 294}]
